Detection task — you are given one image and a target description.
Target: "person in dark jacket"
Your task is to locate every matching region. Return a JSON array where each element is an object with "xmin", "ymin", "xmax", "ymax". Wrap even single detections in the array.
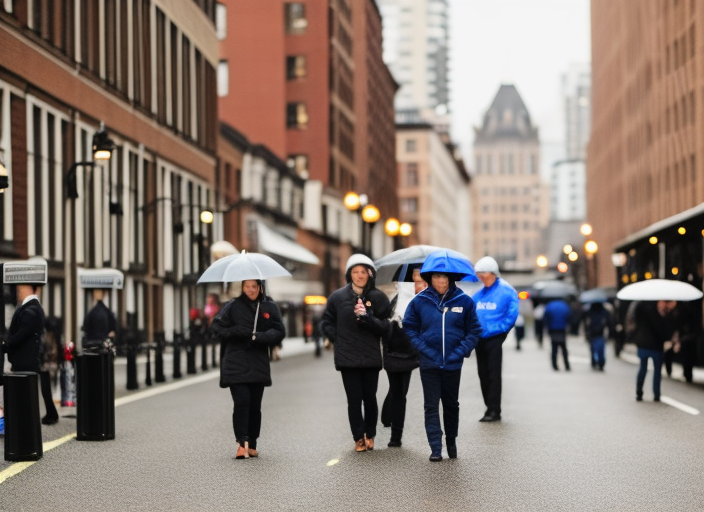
[
  {"xmin": 210, "ymin": 280, "xmax": 285, "ymax": 459},
  {"xmin": 629, "ymin": 300, "xmax": 676, "ymax": 401},
  {"xmin": 380, "ymin": 267, "xmax": 425, "ymax": 448},
  {"xmin": 583, "ymin": 302, "xmax": 612, "ymax": 371},
  {"xmin": 321, "ymin": 254, "xmax": 391, "ymax": 453},
  {"xmin": 403, "ymin": 265, "xmax": 482, "ymax": 462},
  {"xmin": 3, "ymin": 283, "xmax": 59, "ymax": 425},
  {"xmin": 82, "ymin": 288, "xmax": 117, "ymax": 348},
  {"xmin": 543, "ymin": 298, "xmax": 573, "ymax": 371}
]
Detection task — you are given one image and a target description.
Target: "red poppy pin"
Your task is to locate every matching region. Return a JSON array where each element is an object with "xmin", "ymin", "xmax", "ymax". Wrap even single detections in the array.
[{"xmin": 263, "ymin": 312, "xmax": 270, "ymax": 319}]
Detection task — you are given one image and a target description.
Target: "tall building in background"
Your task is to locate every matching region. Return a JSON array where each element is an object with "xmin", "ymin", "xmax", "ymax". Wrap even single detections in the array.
[
  {"xmin": 589, "ymin": 0, "xmax": 704, "ymax": 291},
  {"xmin": 563, "ymin": 63, "xmax": 592, "ymax": 161},
  {"xmin": 378, "ymin": 0, "xmax": 450, "ymax": 131},
  {"xmin": 473, "ymin": 84, "xmax": 549, "ymax": 269}
]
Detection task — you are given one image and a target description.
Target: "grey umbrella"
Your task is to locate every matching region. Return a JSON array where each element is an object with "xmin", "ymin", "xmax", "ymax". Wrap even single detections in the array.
[
  {"xmin": 374, "ymin": 245, "xmax": 473, "ymax": 284},
  {"xmin": 197, "ymin": 250, "xmax": 292, "ymax": 283},
  {"xmin": 531, "ymin": 280, "xmax": 578, "ymax": 301}
]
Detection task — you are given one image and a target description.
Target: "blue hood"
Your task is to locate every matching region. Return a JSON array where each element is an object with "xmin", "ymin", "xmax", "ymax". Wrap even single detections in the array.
[{"xmin": 420, "ymin": 250, "xmax": 478, "ymax": 283}]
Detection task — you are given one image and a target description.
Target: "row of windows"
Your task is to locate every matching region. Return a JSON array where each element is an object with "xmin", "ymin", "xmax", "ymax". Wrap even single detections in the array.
[
  {"xmin": 475, "ymin": 153, "xmax": 538, "ymax": 175},
  {"xmin": 665, "ymin": 24, "xmax": 695, "ymax": 74},
  {"xmin": 480, "ymin": 186, "xmax": 540, "ymax": 196},
  {"xmin": 482, "ymin": 221, "xmax": 539, "ymax": 231},
  {"xmin": 3, "ymin": 1, "xmax": 217, "ymax": 153},
  {"xmin": 481, "ymin": 204, "xmax": 533, "ymax": 214}
]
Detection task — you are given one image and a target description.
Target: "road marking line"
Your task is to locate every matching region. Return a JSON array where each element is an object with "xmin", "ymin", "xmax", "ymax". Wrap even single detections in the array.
[
  {"xmin": 326, "ymin": 459, "xmax": 340, "ymax": 466},
  {"xmin": 0, "ymin": 433, "xmax": 77, "ymax": 484},
  {"xmin": 660, "ymin": 396, "xmax": 700, "ymax": 415},
  {"xmin": 114, "ymin": 371, "xmax": 219, "ymax": 408},
  {"xmin": 570, "ymin": 356, "xmax": 591, "ymax": 364},
  {"xmin": 1, "ymin": 373, "xmax": 218, "ymax": 485},
  {"xmin": 620, "ymin": 352, "xmax": 640, "ymax": 365}
]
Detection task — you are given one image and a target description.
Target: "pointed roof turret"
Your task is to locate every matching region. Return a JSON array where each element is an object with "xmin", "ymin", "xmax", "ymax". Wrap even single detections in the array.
[{"xmin": 474, "ymin": 84, "xmax": 539, "ymax": 142}]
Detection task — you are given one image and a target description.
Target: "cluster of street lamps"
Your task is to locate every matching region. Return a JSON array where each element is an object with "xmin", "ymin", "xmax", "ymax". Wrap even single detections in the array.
[
  {"xmin": 343, "ymin": 191, "xmax": 412, "ymax": 256},
  {"xmin": 536, "ymin": 222, "xmax": 599, "ymax": 289}
]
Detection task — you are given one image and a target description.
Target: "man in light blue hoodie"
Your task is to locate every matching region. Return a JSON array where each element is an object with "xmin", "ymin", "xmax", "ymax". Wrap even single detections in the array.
[{"xmin": 472, "ymin": 257, "xmax": 518, "ymax": 422}]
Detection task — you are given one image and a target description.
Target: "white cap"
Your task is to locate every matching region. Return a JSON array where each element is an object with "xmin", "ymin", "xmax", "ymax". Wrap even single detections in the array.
[
  {"xmin": 474, "ymin": 256, "xmax": 500, "ymax": 276},
  {"xmin": 345, "ymin": 253, "xmax": 376, "ymax": 273}
]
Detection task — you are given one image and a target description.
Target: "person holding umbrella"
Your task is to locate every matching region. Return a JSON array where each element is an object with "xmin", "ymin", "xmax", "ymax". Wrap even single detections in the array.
[
  {"xmin": 403, "ymin": 250, "xmax": 482, "ymax": 461},
  {"xmin": 321, "ymin": 254, "xmax": 391, "ymax": 453},
  {"xmin": 471, "ymin": 256, "xmax": 519, "ymax": 422},
  {"xmin": 210, "ymin": 279, "xmax": 285, "ymax": 459}
]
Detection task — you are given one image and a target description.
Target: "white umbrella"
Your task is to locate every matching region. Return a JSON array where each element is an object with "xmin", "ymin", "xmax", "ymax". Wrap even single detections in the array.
[
  {"xmin": 197, "ymin": 250, "xmax": 292, "ymax": 283},
  {"xmin": 616, "ymin": 279, "xmax": 703, "ymax": 301}
]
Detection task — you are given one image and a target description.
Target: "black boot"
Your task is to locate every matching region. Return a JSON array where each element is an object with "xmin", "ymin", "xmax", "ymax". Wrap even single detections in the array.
[
  {"xmin": 40, "ymin": 371, "xmax": 59, "ymax": 425},
  {"xmin": 446, "ymin": 437, "xmax": 457, "ymax": 459},
  {"xmin": 387, "ymin": 427, "xmax": 403, "ymax": 447}
]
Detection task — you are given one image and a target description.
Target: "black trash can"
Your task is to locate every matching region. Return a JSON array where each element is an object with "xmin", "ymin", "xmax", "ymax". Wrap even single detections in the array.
[
  {"xmin": 76, "ymin": 349, "xmax": 115, "ymax": 441},
  {"xmin": 3, "ymin": 371, "xmax": 43, "ymax": 461}
]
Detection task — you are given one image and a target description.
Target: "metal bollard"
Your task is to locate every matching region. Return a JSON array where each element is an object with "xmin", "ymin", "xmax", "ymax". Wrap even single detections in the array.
[
  {"xmin": 3, "ymin": 372, "xmax": 43, "ymax": 461},
  {"xmin": 201, "ymin": 337, "xmax": 209, "ymax": 371},
  {"xmin": 145, "ymin": 343, "xmax": 152, "ymax": 386},
  {"xmin": 173, "ymin": 333, "xmax": 183, "ymax": 379},
  {"xmin": 155, "ymin": 332, "xmax": 165, "ymax": 383},
  {"xmin": 211, "ymin": 338, "xmax": 218, "ymax": 368},
  {"xmin": 186, "ymin": 333, "xmax": 197, "ymax": 375},
  {"xmin": 76, "ymin": 350, "xmax": 115, "ymax": 441}
]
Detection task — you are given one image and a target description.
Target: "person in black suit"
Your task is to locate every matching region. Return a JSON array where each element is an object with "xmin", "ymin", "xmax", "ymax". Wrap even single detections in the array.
[
  {"xmin": 3, "ymin": 283, "xmax": 59, "ymax": 425},
  {"xmin": 82, "ymin": 288, "xmax": 117, "ymax": 348}
]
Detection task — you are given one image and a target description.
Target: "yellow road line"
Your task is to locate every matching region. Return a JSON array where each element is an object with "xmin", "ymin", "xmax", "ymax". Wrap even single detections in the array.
[{"xmin": 0, "ymin": 432, "xmax": 76, "ymax": 484}]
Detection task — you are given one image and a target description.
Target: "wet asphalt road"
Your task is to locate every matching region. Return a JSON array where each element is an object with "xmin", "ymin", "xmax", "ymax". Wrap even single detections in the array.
[{"xmin": 1, "ymin": 334, "xmax": 703, "ymax": 511}]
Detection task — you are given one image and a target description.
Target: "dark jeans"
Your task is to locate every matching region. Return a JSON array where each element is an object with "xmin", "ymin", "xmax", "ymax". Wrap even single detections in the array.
[
  {"xmin": 475, "ymin": 332, "xmax": 507, "ymax": 414},
  {"xmin": 637, "ymin": 348, "xmax": 663, "ymax": 398},
  {"xmin": 229, "ymin": 383, "xmax": 265, "ymax": 448},
  {"xmin": 340, "ymin": 368, "xmax": 380, "ymax": 441},
  {"xmin": 381, "ymin": 370, "xmax": 412, "ymax": 429},
  {"xmin": 40, "ymin": 371, "xmax": 59, "ymax": 419},
  {"xmin": 419, "ymin": 368, "xmax": 461, "ymax": 455},
  {"xmin": 534, "ymin": 319, "xmax": 544, "ymax": 346},
  {"xmin": 590, "ymin": 337, "xmax": 606, "ymax": 369},
  {"xmin": 549, "ymin": 330, "xmax": 570, "ymax": 370}
]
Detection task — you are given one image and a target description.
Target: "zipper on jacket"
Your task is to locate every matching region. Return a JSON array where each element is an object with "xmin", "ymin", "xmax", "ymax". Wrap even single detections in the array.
[{"xmin": 442, "ymin": 307, "xmax": 448, "ymax": 364}]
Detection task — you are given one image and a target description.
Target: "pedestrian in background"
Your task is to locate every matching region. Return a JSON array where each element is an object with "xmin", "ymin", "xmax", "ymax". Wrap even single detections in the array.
[
  {"xmin": 3, "ymin": 283, "xmax": 59, "ymax": 425},
  {"xmin": 321, "ymin": 254, "xmax": 390, "ymax": 453},
  {"xmin": 514, "ymin": 314, "xmax": 525, "ymax": 351},
  {"xmin": 471, "ymin": 256, "xmax": 519, "ymax": 422},
  {"xmin": 381, "ymin": 267, "xmax": 424, "ymax": 448},
  {"xmin": 82, "ymin": 288, "xmax": 117, "ymax": 349},
  {"xmin": 628, "ymin": 300, "xmax": 676, "ymax": 401},
  {"xmin": 543, "ymin": 297, "xmax": 573, "ymax": 371},
  {"xmin": 583, "ymin": 302, "xmax": 612, "ymax": 371},
  {"xmin": 533, "ymin": 302, "xmax": 545, "ymax": 347},
  {"xmin": 211, "ymin": 279, "xmax": 285, "ymax": 459},
  {"xmin": 669, "ymin": 302, "xmax": 700, "ymax": 383},
  {"xmin": 403, "ymin": 257, "xmax": 481, "ymax": 462}
]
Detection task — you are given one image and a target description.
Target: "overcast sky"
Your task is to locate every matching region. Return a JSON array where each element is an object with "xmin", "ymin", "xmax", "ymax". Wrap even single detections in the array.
[{"xmin": 447, "ymin": 0, "xmax": 591, "ymax": 175}]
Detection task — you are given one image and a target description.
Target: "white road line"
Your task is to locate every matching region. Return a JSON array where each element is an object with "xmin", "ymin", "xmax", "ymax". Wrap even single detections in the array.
[{"xmin": 660, "ymin": 396, "xmax": 700, "ymax": 415}]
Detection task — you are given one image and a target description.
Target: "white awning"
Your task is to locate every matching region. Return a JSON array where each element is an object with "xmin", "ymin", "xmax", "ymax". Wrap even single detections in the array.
[{"xmin": 257, "ymin": 222, "xmax": 320, "ymax": 265}]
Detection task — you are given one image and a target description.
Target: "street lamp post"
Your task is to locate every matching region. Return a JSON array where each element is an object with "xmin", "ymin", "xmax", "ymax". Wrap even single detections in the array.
[
  {"xmin": 384, "ymin": 217, "xmax": 413, "ymax": 250},
  {"xmin": 65, "ymin": 123, "xmax": 115, "ymax": 352},
  {"xmin": 361, "ymin": 204, "xmax": 380, "ymax": 257}
]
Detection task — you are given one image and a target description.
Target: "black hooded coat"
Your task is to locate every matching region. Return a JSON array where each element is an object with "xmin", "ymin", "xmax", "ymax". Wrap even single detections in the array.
[{"xmin": 211, "ymin": 292, "xmax": 286, "ymax": 388}]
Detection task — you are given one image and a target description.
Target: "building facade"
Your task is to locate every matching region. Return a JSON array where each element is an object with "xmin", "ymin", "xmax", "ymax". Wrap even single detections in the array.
[
  {"xmin": 589, "ymin": 0, "xmax": 704, "ymax": 289},
  {"xmin": 395, "ymin": 122, "xmax": 471, "ymax": 256},
  {"xmin": 218, "ymin": 0, "xmax": 398, "ymax": 293},
  {"xmin": 378, "ymin": 0, "xmax": 450, "ymax": 125},
  {"xmin": 0, "ymin": 1, "xmax": 219, "ymax": 347},
  {"xmin": 473, "ymin": 84, "xmax": 549, "ymax": 269}
]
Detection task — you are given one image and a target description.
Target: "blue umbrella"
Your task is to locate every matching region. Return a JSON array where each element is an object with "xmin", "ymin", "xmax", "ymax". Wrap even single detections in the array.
[{"xmin": 420, "ymin": 250, "xmax": 478, "ymax": 282}]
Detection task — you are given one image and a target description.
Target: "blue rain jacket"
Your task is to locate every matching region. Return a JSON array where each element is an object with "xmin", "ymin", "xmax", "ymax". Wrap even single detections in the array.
[
  {"xmin": 402, "ymin": 284, "xmax": 482, "ymax": 370},
  {"xmin": 543, "ymin": 299, "xmax": 572, "ymax": 331},
  {"xmin": 472, "ymin": 278, "xmax": 519, "ymax": 338}
]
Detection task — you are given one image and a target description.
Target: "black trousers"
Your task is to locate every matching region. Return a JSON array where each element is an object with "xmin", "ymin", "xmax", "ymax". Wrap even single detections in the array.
[
  {"xmin": 549, "ymin": 330, "xmax": 570, "ymax": 370},
  {"xmin": 40, "ymin": 371, "xmax": 59, "ymax": 419},
  {"xmin": 340, "ymin": 368, "xmax": 380, "ymax": 441},
  {"xmin": 475, "ymin": 332, "xmax": 507, "ymax": 414},
  {"xmin": 381, "ymin": 370, "xmax": 412, "ymax": 429},
  {"xmin": 229, "ymin": 383, "xmax": 265, "ymax": 448}
]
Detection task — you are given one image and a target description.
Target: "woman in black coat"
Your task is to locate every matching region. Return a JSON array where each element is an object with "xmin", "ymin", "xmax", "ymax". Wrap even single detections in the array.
[
  {"xmin": 211, "ymin": 280, "xmax": 285, "ymax": 459},
  {"xmin": 321, "ymin": 254, "xmax": 391, "ymax": 452}
]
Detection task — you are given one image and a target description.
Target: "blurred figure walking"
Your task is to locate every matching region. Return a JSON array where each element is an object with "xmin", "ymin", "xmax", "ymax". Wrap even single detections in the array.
[
  {"xmin": 543, "ymin": 298, "xmax": 573, "ymax": 371},
  {"xmin": 583, "ymin": 302, "xmax": 612, "ymax": 371}
]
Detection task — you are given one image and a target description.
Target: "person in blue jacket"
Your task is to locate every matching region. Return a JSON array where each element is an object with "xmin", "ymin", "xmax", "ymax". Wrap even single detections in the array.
[
  {"xmin": 403, "ymin": 252, "xmax": 482, "ymax": 462},
  {"xmin": 472, "ymin": 256, "xmax": 519, "ymax": 423},
  {"xmin": 543, "ymin": 297, "xmax": 573, "ymax": 371}
]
